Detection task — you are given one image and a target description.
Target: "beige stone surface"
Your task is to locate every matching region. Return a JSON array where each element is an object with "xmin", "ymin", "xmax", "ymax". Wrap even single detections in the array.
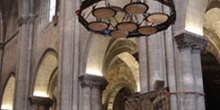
[{"xmin": 0, "ymin": 0, "xmax": 218, "ymax": 110}]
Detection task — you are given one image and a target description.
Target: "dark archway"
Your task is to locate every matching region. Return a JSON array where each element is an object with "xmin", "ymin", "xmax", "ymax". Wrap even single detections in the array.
[
  {"xmin": 113, "ymin": 87, "xmax": 132, "ymax": 110},
  {"xmin": 202, "ymin": 51, "xmax": 220, "ymax": 110}
]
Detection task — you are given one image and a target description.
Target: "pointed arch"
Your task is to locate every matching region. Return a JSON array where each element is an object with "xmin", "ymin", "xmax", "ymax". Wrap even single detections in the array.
[
  {"xmin": 1, "ymin": 73, "xmax": 15, "ymax": 110},
  {"xmin": 33, "ymin": 49, "xmax": 58, "ymax": 97}
]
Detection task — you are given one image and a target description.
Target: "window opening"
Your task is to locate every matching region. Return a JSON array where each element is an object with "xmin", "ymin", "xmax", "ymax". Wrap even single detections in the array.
[{"xmin": 49, "ymin": 0, "xmax": 57, "ymax": 22}]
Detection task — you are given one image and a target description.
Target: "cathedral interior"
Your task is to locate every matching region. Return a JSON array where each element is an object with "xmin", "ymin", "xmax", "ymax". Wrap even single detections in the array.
[{"xmin": 0, "ymin": 0, "xmax": 219, "ymax": 110}]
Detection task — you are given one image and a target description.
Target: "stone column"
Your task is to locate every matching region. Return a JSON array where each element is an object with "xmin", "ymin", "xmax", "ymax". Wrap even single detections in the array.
[
  {"xmin": 179, "ymin": 46, "xmax": 196, "ymax": 110},
  {"xmin": 192, "ymin": 49, "xmax": 205, "ymax": 110},
  {"xmin": 146, "ymin": 0, "xmax": 167, "ymax": 91},
  {"xmin": 58, "ymin": 0, "xmax": 80, "ymax": 109},
  {"xmin": 14, "ymin": 9, "xmax": 31, "ymax": 110},
  {"xmin": 191, "ymin": 41, "xmax": 208, "ymax": 110},
  {"xmin": 164, "ymin": 27, "xmax": 178, "ymax": 110},
  {"xmin": 79, "ymin": 74, "xmax": 107, "ymax": 110},
  {"xmin": 175, "ymin": 31, "xmax": 208, "ymax": 110},
  {"xmin": 29, "ymin": 96, "xmax": 53, "ymax": 110},
  {"xmin": 137, "ymin": 37, "xmax": 148, "ymax": 93}
]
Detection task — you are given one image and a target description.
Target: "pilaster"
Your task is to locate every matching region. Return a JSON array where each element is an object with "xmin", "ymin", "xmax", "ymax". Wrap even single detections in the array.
[
  {"xmin": 192, "ymin": 49, "xmax": 206, "ymax": 110},
  {"xmin": 79, "ymin": 74, "xmax": 107, "ymax": 110},
  {"xmin": 29, "ymin": 96, "xmax": 53, "ymax": 110},
  {"xmin": 164, "ymin": 27, "xmax": 177, "ymax": 110},
  {"xmin": 175, "ymin": 31, "xmax": 208, "ymax": 110},
  {"xmin": 137, "ymin": 37, "xmax": 148, "ymax": 93},
  {"xmin": 146, "ymin": 0, "xmax": 166, "ymax": 92}
]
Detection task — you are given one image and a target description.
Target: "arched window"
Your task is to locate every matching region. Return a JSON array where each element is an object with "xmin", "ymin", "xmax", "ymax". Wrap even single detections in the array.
[
  {"xmin": 39, "ymin": 0, "xmax": 58, "ymax": 31},
  {"xmin": 1, "ymin": 75, "xmax": 15, "ymax": 110},
  {"xmin": 49, "ymin": 0, "xmax": 57, "ymax": 22},
  {"xmin": 33, "ymin": 51, "xmax": 58, "ymax": 110}
]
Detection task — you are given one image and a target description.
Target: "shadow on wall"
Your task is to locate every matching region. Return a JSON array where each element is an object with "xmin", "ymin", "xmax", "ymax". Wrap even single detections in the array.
[{"xmin": 202, "ymin": 51, "xmax": 220, "ymax": 110}]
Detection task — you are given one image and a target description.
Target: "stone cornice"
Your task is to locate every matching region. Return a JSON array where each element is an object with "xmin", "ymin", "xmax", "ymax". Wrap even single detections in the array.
[
  {"xmin": 175, "ymin": 31, "xmax": 209, "ymax": 50},
  {"xmin": 79, "ymin": 74, "xmax": 108, "ymax": 89},
  {"xmin": 29, "ymin": 96, "xmax": 53, "ymax": 107}
]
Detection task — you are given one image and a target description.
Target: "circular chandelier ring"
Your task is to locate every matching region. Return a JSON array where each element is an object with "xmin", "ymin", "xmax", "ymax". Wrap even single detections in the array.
[{"xmin": 77, "ymin": 0, "xmax": 176, "ymax": 38}]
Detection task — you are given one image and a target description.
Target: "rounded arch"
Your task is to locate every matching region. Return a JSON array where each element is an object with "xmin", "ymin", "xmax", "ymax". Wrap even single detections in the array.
[
  {"xmin": 185, "ymin": 0, "xmax": 209, "ymax": 35},
  {"xmin": 33, "ymin": 49, "xmax": 58, "ymax": 97},
  {"xmin": 206, "ymin": 0, "xmax": 220, "ymax": 12},
  {"xmin": 84, "ymin": 34, "xmax": 111, "ymax": 76},
  {"xmin": 1, "ymin": 73, "xmax": 15, "ymax": 110},
  {"xmin": 101, "ymin": 38, "xmax": 139, "ymax": 110},
  {"xmin": 102, "ymin": 38, "xmax": 137, "ymax": 75},
  {"xmin": 116, "ymin": 52, "xmax": 140, "ymax": 91},
  {"xmin": 103, "ymin": 81, "xmax": 135, "ymax": 110},
  {"xmin": 174, "ymin": 0, "xmax": 209, "ymax": 36},
  {"xmin": 202, "ymin": 5, "xmax": 220, "ymax": 109},
  {"xmin": 103, "ymin": 57, "xmax": 138, "ymax": 110},
  {"xmin": 204, "ymin": 6, "xmax": 220, "ymax": 63},
  {"xmin": 112, "ymin": 87, "xmax": 132, "ymax": 110}
]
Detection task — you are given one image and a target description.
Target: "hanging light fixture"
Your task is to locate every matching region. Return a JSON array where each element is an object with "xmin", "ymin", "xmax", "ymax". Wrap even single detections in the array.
[{"xmin": 77, "ymin": 0, "xmax": 176, "ymax": 38}]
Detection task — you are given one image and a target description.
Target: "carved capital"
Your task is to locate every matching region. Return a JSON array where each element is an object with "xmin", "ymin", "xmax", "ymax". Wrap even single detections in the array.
[
  {"xmin": 29, "ymin": 96, "xmax": 53, "ymax": 107},
  {"xmin": 175, "ymin": 31, "xmax": 209, "ymax": 50},
  {"xmin": 79, "ymin": 74, "xmax": 108, "ymax": 90},
  {"xmin": 17, "ymin": 16, "xmax": 30, "ymax": 26}
]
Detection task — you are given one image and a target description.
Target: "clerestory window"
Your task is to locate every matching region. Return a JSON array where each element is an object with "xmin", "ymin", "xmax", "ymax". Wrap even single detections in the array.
[
  {"xmin": 39, "ymin": 0, "xmax": 58, "ymax": 32},
  {"xmin": 49, "ymin": 0, "xmax": 56, "ymax": 22}
]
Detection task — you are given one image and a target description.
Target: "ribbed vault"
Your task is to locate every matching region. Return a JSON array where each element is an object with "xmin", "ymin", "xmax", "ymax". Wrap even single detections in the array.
[{"xmin": 101, "ymin": 38, "xmax": 139, "ymax": 110}]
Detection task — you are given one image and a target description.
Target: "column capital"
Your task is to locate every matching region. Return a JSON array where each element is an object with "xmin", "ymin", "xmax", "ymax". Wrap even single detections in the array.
[
  {"xmin": 79, "ymin": 74, "xmax": 108, "ymax": 89},
  {"xmin": 17, "ymin": 14, "xmax": 38, "ymax": 26},
  {"xmin": 174, "ymin": 31, "xmax": 209, "ymax": 50},
  {"xmin": 29, "ymin": 96, "xmax": 53, "ymax": 107},
  {"xmin": 17, "ymin": 16, "xmax": 30, "ymax": 26}
]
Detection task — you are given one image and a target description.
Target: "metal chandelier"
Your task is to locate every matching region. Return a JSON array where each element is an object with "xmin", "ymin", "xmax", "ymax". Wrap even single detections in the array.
[{"xmin": 76, "ymin": 0, "xmax": 176, "ymax": 38}]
